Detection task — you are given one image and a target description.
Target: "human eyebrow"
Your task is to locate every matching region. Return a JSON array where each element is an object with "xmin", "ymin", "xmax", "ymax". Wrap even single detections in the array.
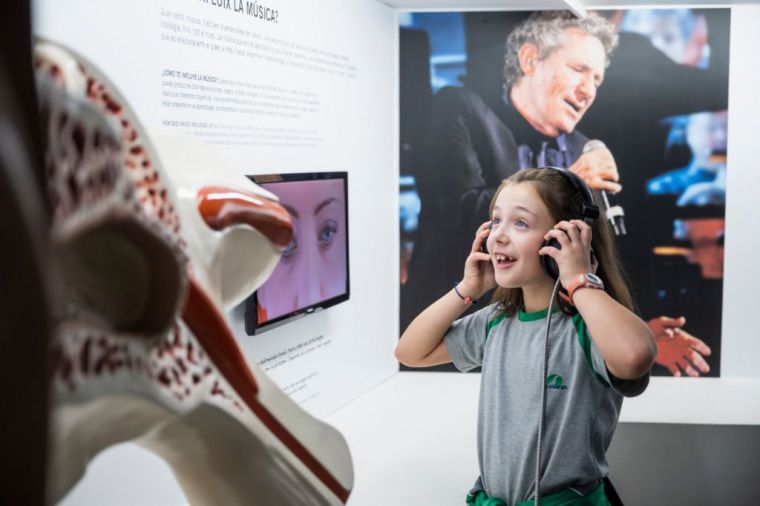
[
  {"xmin": 282, "ymin": 203, "xmax": 299, "ymax": 218},
  {"xmin": 515, "ymin": 205, "xmax": 537, "ymax": 217},
  {"xmin": 314, "ymin": 197, "xmax": 338, "ymax": 215}
]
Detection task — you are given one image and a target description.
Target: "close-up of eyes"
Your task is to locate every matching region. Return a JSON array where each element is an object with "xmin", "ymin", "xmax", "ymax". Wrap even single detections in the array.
[
  {"xmin": 318, "ymin": 219, "xmax": 339, "ymax": 250},
  {"xmin": 489, "ymin": 216, "xmax": 529, "ymax": 229},
  {"xmin": 281, "ymin": 234, "xmax": 299, "ymax": 261}
]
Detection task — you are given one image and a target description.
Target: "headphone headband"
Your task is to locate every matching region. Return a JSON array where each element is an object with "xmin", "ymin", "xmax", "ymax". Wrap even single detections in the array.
[{"xmin": 538, "ymin": 166, "xmax": 599, "ymax": 224}]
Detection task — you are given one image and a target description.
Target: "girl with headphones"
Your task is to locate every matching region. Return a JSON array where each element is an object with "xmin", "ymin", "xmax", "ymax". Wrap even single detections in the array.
[{"xmin": 396, "ymin": 167, "xmax": 656, "ymax": 506}]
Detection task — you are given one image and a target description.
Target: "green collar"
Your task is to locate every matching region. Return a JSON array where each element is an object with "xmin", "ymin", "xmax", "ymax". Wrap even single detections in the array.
[{"xmin": 517, "ymin": 305, "xmax": 559, "ymax": 322}]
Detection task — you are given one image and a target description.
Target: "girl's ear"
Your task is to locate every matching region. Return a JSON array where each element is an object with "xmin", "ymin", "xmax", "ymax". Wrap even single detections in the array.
[{"xmin": 517, "ymin": 43, "xmax": 540, "ymax": 77}]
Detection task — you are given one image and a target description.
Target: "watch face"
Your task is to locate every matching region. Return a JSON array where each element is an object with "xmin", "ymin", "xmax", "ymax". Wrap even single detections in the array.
[{"xmin": 586, "ymin": 273, "xmax": 603, "ymax": 286}]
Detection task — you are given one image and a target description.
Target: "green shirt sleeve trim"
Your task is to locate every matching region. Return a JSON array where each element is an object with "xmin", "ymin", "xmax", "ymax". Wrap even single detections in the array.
[
  {"xmin": 486, "ymin": 311, "xmax": 507, "ymax": 338},
  {"xmin": 572, "ymin": 313, "xmax": 610, "ymax": 388}
]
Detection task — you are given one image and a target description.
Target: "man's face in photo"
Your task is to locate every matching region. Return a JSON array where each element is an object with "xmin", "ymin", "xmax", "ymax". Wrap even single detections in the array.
[{"xmin": 527, "ymin": 28, "xmax": 606, "ymax": 136}]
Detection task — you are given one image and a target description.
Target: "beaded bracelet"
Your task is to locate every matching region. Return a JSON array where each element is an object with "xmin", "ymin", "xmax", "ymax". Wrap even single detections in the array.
[{"xmin": 453, "ymin": 283, "xmax": 478, "ymax": 305}]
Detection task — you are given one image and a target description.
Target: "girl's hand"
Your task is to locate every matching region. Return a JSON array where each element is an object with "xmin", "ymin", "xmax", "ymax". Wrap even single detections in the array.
[
  {"xmin": 458, "ymin": 221, "xmax": 496, "ymax": 299},
  {"xmin": 539, "ymin": 219, "xmax": 594, "ymax": 289}
]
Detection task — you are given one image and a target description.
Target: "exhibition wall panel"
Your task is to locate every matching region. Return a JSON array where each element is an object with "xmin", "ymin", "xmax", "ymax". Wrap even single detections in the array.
[
  {"xmin": 34, "ymin": 0, "xmax": 398, "ymax": 503},
  {"xmin": 34, "ymin": 0, "xmax": 398, "ymax": 419}
]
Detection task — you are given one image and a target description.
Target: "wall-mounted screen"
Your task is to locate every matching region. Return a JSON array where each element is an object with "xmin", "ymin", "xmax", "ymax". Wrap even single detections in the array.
[{"xmin": 244, "ymin": 172, "xmax": 349, "ymax": 334}]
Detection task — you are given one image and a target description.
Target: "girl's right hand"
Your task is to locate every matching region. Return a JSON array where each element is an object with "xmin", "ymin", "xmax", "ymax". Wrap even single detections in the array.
[{"xmin": 458, "ymin": 221, "xmax": 496, "ymax": 300}]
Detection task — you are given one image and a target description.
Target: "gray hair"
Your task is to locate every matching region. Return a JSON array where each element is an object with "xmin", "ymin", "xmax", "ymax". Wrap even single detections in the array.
[{"xmin": 503, "ymin": 11, "xmax": 619, "ymax": 85}]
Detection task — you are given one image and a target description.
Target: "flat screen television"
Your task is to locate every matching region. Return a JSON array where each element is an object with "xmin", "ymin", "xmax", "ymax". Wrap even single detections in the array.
[{"xmin": 244, "ymin": 172, "xmax": 349, "ymax": 334}]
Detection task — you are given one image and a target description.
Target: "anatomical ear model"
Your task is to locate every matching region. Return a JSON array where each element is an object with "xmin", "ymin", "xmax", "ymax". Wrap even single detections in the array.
[{"xmin": 34, "ymin": 40, "xmax": 353, "ymax": 505}]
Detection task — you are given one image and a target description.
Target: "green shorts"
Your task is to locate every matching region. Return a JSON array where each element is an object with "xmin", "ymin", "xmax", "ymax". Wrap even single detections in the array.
[{"xmin": 466, "ymin": 482, "xmax": 610, "ymax": 506}]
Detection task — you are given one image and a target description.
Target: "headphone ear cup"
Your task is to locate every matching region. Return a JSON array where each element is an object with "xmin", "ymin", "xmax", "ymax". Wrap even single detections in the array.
[
  {"xmin": 480, "ymin": 222, "xmax": 492, "ymax": 254},
  {"xmin": 541, "ymin": 238, "xmax": 560, "ymax": 280}
]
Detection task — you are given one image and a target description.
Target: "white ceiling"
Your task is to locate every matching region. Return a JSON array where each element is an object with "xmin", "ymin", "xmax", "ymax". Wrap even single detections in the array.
[{"xmin": 383, "ymin": 0, "xmax": 755, "ymax": 11}]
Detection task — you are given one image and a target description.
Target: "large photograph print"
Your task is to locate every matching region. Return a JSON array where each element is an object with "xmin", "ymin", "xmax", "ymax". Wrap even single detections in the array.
[{"xmin": 399, "ymin": 9, "xmax": 729, "ymax": 377}]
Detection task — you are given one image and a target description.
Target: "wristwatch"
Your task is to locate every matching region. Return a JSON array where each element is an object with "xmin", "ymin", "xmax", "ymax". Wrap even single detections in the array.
[{"xmin": 566, "ymin": 273, "xmax": 605, "ymax": 305}]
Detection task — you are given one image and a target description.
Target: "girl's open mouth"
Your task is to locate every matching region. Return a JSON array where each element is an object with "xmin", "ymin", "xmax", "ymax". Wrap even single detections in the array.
[{"xmin": 494, "ymin": 253, "xmax": 517, "ymax": 268}]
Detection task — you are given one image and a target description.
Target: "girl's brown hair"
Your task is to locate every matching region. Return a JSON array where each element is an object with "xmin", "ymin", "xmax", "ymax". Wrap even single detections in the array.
[{"xmin": 490, "ymin": 168, "xmax": 635, "ymax": 316}]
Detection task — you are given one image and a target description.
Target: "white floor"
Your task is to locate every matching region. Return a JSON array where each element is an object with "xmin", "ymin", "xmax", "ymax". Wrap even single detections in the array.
[{"xmin": 327, "ymin": 372, "xmax": 481, "ymax": 506}]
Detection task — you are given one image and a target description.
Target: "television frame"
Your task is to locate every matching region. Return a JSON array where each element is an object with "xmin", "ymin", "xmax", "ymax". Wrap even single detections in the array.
[{"xmin": 244, "ymin": 171, "xmax": 350, "ymax": 335}]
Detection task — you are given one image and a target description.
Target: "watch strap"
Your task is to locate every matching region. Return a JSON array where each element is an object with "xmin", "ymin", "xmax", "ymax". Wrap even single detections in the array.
[{"xmin": 566, "ymin": 273, "xmax": 604, "ymax": 305}]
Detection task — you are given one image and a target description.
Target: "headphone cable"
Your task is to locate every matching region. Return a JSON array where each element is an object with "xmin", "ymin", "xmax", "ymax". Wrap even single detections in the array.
[{"xmin": 534, "ymin": 277, "xmax": 562, "ymax": 506}]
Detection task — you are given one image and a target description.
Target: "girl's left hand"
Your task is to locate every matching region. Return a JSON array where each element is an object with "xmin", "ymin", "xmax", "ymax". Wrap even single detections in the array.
[{"xmin": 539, "ymin": 219, "xmax": 593, "ymax": 289}]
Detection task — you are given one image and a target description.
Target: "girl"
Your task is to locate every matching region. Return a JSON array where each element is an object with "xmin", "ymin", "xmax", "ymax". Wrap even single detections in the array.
[{"xmin": 396, "ymin": 168, "xmax": 656, "ymax": 506}]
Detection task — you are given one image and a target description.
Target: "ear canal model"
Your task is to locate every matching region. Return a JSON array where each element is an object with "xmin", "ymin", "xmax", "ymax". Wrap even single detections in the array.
[{"xmin": 36, "ymin": 39, "xmax": 353, "ymax": 506}]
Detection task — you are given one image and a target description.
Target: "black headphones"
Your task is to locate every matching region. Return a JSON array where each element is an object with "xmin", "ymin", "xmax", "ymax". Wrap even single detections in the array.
[{"xmin": 538, "ymin": 166, "xmax": 599, "ymax": 280}]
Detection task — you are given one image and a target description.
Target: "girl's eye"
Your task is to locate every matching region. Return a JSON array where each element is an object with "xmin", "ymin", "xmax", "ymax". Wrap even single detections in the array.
[
  {"xmin": 318, "ymin": 220, "xmax": 338, "ymax": 249},
  {"xmin": 282, "ymin": 236, "xmax": 298, "ymax": 261},
  {"xmin": 514, "ymin": 219, "xmax": 528, "ymax": 228},
  {"xmin": 490, "ymin": 218, "xmax": 501, "ymax": 226}
]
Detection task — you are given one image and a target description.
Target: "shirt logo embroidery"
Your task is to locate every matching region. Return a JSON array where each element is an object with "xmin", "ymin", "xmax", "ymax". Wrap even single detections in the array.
[{"xmin": 546, "ymin": 374, "xmax": 568, "ymax": 390}]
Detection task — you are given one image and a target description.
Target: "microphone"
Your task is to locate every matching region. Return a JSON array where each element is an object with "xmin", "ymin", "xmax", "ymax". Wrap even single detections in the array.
[{"xmin": 582, "ymin": 140, "xmax": 626, "ymax": 236}]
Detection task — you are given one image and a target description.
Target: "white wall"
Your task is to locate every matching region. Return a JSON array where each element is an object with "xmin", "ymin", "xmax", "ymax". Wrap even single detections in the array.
[
  {"xmin": 720, "ymin": 3, "xmax": 760, "ymax": 379},
  {"xmin": 34, "ymin": 0, "xmax": 398, "ymax": 504}
]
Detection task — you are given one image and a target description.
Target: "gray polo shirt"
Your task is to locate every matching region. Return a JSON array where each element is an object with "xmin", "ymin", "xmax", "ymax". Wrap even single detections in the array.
[{"xmin": 445, "ymin": 303, "xmax": 647, "ymax": 505}]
